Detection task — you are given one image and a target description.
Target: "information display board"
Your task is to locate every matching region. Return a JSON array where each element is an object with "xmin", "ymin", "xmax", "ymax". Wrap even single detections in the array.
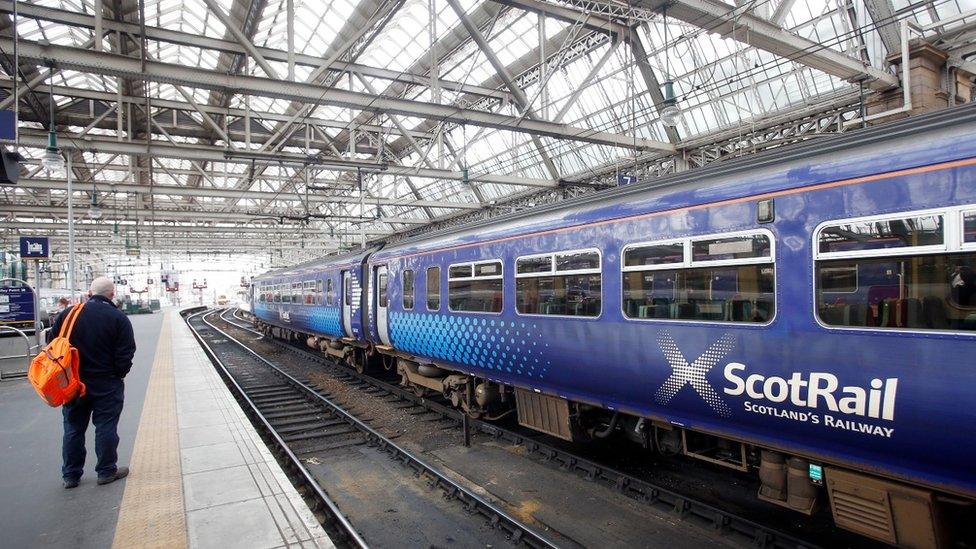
[{"xmin": 0, "ymin": 285, "xmax": 36, "ymax": 327}]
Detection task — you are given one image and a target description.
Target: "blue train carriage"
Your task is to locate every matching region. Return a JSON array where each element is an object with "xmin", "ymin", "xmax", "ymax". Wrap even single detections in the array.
[
  {"xmin": 359, "ymin": 106, "xmax": 976, "ymax": 547},
  {"xmin": 251, "ymin": 249, "xmax": 373, "ymax": 371}
]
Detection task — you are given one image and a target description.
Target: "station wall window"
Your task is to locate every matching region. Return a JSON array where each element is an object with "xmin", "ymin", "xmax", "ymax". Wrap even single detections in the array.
[
  {"xmin": 622, "ymin": 230, "xmax": 775, "ymax": 323},
  {"xmin": 816, "ymin": 207, "xmax": 976, "ymax": 332},
  {"xmin": 449, "ymin": 260, "xmax": 503, "ymax": 313},
  {"xmin": 427, "ymin": 266, "xmax": 440, "ymax": 311},
  {"xmin": 378, "ymin": 272, "xmax": 388, "ymax": 308},
  {"xmin": 326, "ymin": 279, "xmax": 334, "ymax": 306},
  {"xmin": 516, "ymin": 249, "xmax": 601, "ymax": 317},
  {"xmin": 402, "ymin": 269, "xmax": 415, "ymax": 310}
]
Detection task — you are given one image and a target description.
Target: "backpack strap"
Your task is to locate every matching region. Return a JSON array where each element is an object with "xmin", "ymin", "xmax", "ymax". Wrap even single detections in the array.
[{"xmin": 59, "ymin": 302, "xmax": 86, "ymax": 340}]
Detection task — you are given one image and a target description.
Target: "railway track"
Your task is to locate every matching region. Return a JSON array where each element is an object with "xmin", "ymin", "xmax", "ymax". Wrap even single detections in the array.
[
  {"xmin": 209, "ymin": 307, "xmax": 837, "ymax": 549},
  {"xmin": 185, "ymin": 308, "xmax": 559, "ymax": 549}
]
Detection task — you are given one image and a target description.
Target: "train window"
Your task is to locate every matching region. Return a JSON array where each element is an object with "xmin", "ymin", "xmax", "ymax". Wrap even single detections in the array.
[
  {"xmin": 816, "ymin": 208, "xmax": 976, "ymax": 332},
  {"xmin": 964, "ymin": 211, "xmax": 976, "ymax": 245},
  {"xmin": 819, "ymin": 213, "xmax": 944, "ymax": 254},
  {"xmin": 622, "ymin": 230, "xmax": 775, "ymax": 323},
  {"xmin": 326, "ymin": 279, "xmax": 334, "ymax": 306},
  {"xmin": 517, "ymin": 256, "xmax": 551, "ymax": 274},
  {"xmin": 402, "ymin": 269, "xmax": 415, "ymax": 310},
  {"xmin": 378, "ymin": 273, "xmax": 388, "ymax": 308},
  {"xmin": 449, "ymin": 260, "xmax": 503, "ymax": 313},
  {"xmin": 427, "ymin": 267, "xmax": 440, "ymax": 310},
  {"xmin": 516, "ymin": 250, "xmax": 601, "ymax": 317},
  {"xmin": 623, "ymin": 241, "xmax": 684, "ymax": 268},
  {"xmin": 344, "ymin": 275, "xmax": 351, "ymax": 306}
]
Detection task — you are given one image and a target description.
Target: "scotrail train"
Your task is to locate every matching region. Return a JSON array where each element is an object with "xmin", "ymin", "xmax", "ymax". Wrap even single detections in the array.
[{"xmin": 250, "ymin": 104, "xmax": 976, "ymax": 547}]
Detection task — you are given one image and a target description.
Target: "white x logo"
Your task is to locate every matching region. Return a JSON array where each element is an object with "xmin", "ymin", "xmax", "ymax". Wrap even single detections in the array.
[{"xmin": 654, "ymin": 332, "xmax": 735, "ymax": 418}]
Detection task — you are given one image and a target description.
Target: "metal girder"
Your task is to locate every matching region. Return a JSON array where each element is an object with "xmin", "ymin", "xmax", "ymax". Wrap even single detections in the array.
[
  {"xmin": 12, "ymin": 130, "xmax": 557, "ymax": 187},
  {"xmin": 863, "ymin": 0, "xmax": 901, "ymax": 55},
  {"xmin": 633, "ymin": 0, "xmax": 900, "ymax": 90},
  {"xmin": 446, "ymin": 0, "xmax": 562, "ymax": 179},
  {"xmin": 12, "ymin": 178, "xmax": 480, "ymax": 210},
  {"xmin": 1, "ymin": 203, "xmax": 428, "ymax": 225},
  {"xmin": 0, "ymin": 82, "xmax": 429, "ymax": 139},
  {"xmin": 0, "ymin": 40, "xmax": 668, "ymax": 150},
  {"xmin": 0, "ymin": 0, "xmax": 509, "ymax": 102},
  {"xmin": 0, "ymin": 220, "xmax": 390, "ymax": 236},
  {"xmin": 628, "ymin": 28, "xmax": 681, "ymax": 144},
  {"xmin": 769, "ymin": 0, "xmax": 798, "ymax": 25}
]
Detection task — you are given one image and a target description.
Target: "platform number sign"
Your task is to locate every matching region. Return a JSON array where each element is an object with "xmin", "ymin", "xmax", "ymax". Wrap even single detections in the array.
[
  {"xmin": 617, "ymin": 173, "xmax": 638, "ymax": 186},
  {"xmin": 19, "ymin": 236, "xmax": 49, "ymax": 259}
]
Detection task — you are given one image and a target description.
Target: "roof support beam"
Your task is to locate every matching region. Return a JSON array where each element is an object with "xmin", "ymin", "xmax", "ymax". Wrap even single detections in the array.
[
  {"xmin": 11, "ymin": 130, "xmax": 557, "ymax": 187},
  {"xmin": 769, "ymin": 0, "xmax": 798, "ymax": 25},
  {"xmin": 0, "ymin": 203, "xmax": 430, "ymax": 225},
  {"xmin": 637, "ymin": 0, "xmax": 900, "ymax": 90},
  {"xmin": 0, "ymin": 0, "xmax": 509, "ymax": 102},
  {"xmin": 628, "ymin": 28, "xmax": 681, "ymax": 143},
  {"xmin": 446, "ymin": 0, "xmax": 562, "ymax": 179},
  {"xmin": 0, "ymin": 42, "xmax": 671, "ymax": 150},
  {"xmin": 11, "ymin": 178, "xmax": 481, "ymax": 209},
  {"xmin": 863, "ymin": 0, "xmax": 901, "ymax": 55},
  {"xmin": 0, "ymin": 221, "xmax": 388, "ymax": 236}
]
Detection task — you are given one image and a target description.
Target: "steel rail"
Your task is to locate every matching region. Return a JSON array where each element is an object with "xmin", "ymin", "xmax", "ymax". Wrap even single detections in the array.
[
  {"xmin": 183, "ymin": 309, "xmax": 369, "ymax": 549},
  {"xmin": 231, "ymin": 309, "xmax": 823, "ymax": 549},
  {"xmin": 193, "ymin": 309, "xmax": 560, "ymax": 549}
]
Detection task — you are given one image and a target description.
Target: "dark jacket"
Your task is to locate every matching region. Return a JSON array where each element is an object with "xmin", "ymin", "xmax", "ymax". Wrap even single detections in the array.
[{"xmin": 49, "ymin": 295, "xmax": 136, "ymax": 382}]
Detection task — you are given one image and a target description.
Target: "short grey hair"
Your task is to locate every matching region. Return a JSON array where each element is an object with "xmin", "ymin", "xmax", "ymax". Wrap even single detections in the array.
[{"xmin": 89, "ymin": 276, "xmax": 115, "ymax": 297}]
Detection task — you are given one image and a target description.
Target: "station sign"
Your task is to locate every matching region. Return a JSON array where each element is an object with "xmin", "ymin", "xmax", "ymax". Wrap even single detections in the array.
[
  {"xmin": 0, "ymin": 285, "xmax": 36, "ymax": 326},
  {"xmin": 19, "ymin": 236, "xmax": 50, "ymax": 259},
  {"xmin": 617, "ymin": 173, "xmax": 638, "ymax": 186}
]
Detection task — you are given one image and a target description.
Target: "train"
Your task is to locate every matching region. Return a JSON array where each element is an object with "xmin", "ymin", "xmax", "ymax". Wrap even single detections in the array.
[{"xmin": 251, "ymin": 103, "xmax": 976, "ymax": 547}]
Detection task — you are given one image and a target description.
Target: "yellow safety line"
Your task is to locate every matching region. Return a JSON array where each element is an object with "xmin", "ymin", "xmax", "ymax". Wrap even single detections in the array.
[{"xmin": 113, "ymin": 313, "xmax": 187, "ymax": 549}]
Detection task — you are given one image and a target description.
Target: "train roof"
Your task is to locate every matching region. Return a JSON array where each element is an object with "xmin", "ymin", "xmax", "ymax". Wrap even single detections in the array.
[
  {"xmin": 253, "ymin": 246, "xmax": 377, "ymax": 280},
  {"xmin": 371, "ymin": 101, "xmax": 976, "ymax": 260}
]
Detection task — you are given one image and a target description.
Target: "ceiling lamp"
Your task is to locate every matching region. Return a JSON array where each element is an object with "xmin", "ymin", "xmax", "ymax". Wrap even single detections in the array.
[
  {"xmin": 110, "ymin": 221, "xmax": 122, "ymax": 245},
  {"xmin": 42, "ymin": 73, "xmax": 65, "ymax": 172},
  {"xmin": 88, "ymin": 192, "xmax": 102, "ymax": 219},
  {"xmin": 659, "ymin": 7, "xmax": 682, "ymax": 128},
  {"xmin": 660, "ymin": 81, "xmax": 681, "ymax": 127}
]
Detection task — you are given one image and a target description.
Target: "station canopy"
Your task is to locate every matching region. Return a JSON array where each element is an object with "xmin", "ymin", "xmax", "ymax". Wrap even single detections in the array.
[{"xmin": 1, "ymin": 0, "xmax": 975, "ymax": 271}]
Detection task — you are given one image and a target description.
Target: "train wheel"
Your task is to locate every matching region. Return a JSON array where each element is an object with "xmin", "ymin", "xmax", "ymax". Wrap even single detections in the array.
[
  {"xmin": 353, "ymin": 350, "xmax": 366, "ymax": 375},
  {"xmin": 412, "ymin": 384, "xmax": 429, "ymax": 398}
]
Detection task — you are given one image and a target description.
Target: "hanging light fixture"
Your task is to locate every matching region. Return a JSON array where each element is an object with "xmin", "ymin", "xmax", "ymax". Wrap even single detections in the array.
[
  {"xmin": 659, "ymin": 7, "xmax": 682, "ymax": 128},
  {"xmin": 110, "ymin": 220, "xmax": 122, "ymax": 245},
  {"xmin": 88, "ymin": 183, "xmax": 102, "ymax": 219},
  {"xmin": 41, "ymin": 71, "xmax": 65, "ymax": 172}
]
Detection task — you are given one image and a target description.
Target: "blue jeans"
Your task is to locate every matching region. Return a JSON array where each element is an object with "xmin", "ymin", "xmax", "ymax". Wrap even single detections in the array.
[{"xmin": 61, "ymin": 379, "xmax": 124, "ymax": 480}]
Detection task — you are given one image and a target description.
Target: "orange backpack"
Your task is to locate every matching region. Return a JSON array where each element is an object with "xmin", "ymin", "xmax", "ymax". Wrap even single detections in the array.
[{"xmin": 29, "ymin": 303, "xmax": 87, "ymax": 407}]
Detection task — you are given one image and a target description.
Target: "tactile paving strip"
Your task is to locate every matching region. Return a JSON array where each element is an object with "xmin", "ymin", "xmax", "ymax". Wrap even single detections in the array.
[{"xmin": 113, "ymin": 314, "xmax": 188, "ymax": 549}]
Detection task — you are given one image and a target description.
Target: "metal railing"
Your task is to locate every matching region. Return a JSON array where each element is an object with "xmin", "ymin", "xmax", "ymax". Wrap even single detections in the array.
[{"xmin": 0, "ymin": 325, "xmax": 33, "ymax": 380}]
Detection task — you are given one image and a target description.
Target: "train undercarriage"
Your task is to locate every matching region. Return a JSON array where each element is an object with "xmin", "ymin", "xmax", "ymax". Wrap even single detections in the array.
[{"xmin": 256, "ymin": 320, "xmax": 973, "ymax": 548}]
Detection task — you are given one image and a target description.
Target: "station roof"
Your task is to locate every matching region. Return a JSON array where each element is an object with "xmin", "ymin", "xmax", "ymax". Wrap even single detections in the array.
[{"xmin": 1, "ymin": 0, "xmax": 974, "ymax": 273}]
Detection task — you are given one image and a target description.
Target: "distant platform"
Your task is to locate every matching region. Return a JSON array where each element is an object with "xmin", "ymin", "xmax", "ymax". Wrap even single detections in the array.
[{"xmin": 0, "ymin": 310, "xmax": 332, "ymax": 549}]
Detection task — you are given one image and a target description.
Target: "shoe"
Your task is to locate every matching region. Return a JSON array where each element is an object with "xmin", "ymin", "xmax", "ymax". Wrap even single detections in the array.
[
  {"xmin": 97, "ymin": 466, "xmax": 129, "ymax": 486},
  {"xmin": 63, "ymin": 478, "xmax": 80, "ymax": 489}
]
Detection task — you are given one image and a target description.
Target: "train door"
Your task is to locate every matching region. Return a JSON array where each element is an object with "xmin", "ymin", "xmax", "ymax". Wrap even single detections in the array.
[
  {"xmin": 375, "ymin": 265, "xmax": 391, "ymax": 345},
  {"xmin": 341, "ymin": 271, "xmax": 353, "ymax": 338}
]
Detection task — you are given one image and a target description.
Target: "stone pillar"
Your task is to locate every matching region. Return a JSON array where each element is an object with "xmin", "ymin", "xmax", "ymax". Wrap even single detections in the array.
[{"xmin": 864, "ymin": 40, "xmax": 973, "ymax": 124}]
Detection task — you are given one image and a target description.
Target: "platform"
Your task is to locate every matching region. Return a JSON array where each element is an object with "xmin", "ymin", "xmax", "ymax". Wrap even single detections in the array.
[{"xmin": 0, "ymin": 310, "xmax": 333, "ymax": 549}]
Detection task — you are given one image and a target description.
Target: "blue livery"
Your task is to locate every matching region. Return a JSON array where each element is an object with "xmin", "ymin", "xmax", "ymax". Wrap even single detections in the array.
[{"xmin": 252, "ymin": 104, "xmax": 976, "ymax": 531}]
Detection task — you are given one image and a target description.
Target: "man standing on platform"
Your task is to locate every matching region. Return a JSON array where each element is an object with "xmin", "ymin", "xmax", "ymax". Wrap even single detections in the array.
[{"xmin": 49, "ymin": 276, "xmax": 136, "ymax": 489}]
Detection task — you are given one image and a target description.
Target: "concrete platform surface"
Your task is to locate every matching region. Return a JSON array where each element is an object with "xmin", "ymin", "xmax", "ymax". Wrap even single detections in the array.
[{"xmin": 0, "ymin": 309, "xmax": 333, "ymax": 549}]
